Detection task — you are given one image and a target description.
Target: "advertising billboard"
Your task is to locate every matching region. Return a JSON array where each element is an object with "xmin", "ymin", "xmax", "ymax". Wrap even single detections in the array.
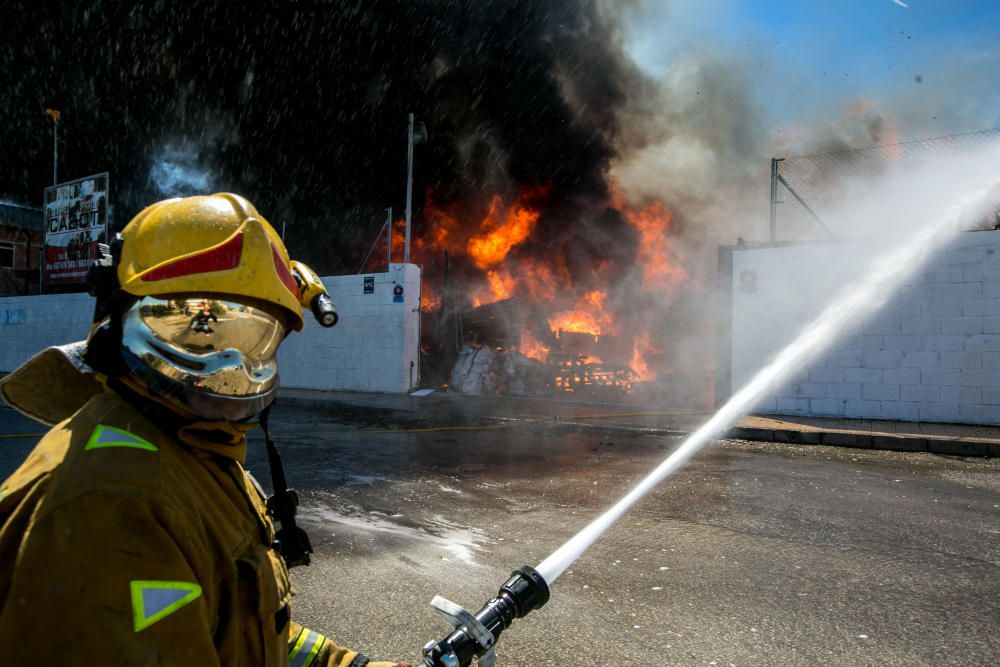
[{"xmin": 43, "ymin": 173, "xmax": 109, "ymax": 286}]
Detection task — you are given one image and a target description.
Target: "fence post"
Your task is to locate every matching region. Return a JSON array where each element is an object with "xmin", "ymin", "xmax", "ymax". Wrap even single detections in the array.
[{"xmin": 769, "ymin": 158, "xmax": 782, "ymax": 245}]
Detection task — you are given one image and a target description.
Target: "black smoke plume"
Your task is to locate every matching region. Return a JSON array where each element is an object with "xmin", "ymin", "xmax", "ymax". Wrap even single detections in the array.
[{"xmin": 0, "ymin": 0, "xmax": 643, "ymax": 277}]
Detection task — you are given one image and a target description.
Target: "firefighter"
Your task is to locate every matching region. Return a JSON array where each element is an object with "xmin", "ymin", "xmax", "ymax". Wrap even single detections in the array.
[
  {"xmin": 0, "ymin": 194, "xmax": 407, "ymax": 666},
  {"xmin": 190, "ymin": 299, "xmax": 219, "ymax": 334}
]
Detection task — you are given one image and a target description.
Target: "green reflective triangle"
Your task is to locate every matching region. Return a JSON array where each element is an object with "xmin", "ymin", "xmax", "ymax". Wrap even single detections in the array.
[
  {"xmin": 86, "ymin": 425, "xmax": 158, "ymax": 452},
  {"xmin": 130, "ymin": 580, "xmax": 202, "ymax": 632}
]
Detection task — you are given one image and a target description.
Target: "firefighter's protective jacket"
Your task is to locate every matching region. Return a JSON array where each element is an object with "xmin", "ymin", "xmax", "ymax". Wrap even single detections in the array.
[{"xmin": 0, "ymin": 345, "xmax": 400, "ymax": 666}]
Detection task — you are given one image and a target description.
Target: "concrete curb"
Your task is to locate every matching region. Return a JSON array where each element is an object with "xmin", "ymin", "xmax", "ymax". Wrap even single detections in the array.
[
  {"xmin": 277, "ymin": 393, "xmax": 998, "ymax": 458},
  {"xmin": 727, "ymin": 426, "xmax": 999, "ymax": 457}
]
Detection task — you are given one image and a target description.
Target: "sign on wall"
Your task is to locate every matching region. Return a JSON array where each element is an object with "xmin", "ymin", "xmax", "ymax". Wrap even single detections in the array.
[{"xmin": 43, "ymin": 173, "xmax": 109, "ymax": 286}]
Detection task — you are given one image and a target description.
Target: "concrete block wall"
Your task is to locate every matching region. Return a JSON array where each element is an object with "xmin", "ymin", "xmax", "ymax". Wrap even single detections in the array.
[
  {"xmin": 731, "ymin": 231, "xmax": 1000, "ymax": 425},
  {"xmin": 0, "ymin": 263, "xmax": 422, "ymax": 394},
  {"xmin": 0, "ymin": 293, "xmax": 94, "ymax": 369},
  {"xmin": 278, "ymin": 263, "xmax": 421, "ymax": 393}
]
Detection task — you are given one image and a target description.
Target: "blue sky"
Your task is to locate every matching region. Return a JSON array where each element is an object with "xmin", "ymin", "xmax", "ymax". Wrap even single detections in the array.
[{"xmin": 623, "ymin": 0, "xmax": 1000, "ymax": 145}]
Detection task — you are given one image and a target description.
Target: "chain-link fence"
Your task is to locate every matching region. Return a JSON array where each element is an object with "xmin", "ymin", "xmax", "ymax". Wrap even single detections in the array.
[{"xmin": 770, "ymin": 128, "xmax": 1000, "ymax": 242}]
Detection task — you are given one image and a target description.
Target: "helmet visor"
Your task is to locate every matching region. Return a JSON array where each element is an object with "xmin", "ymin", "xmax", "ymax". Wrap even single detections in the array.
[{"xmin": 122, "ymin": 296, "xmax": 285, "ymax": 398}]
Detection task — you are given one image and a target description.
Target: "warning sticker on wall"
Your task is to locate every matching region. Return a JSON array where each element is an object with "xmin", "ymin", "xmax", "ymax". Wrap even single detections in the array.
[
  {"xmin": 364, "ymin": 276, "xmax": 375, "ymax": 294},
  {"xmin": 393, "ymin": 284, "xmax": 404, "ymax": 303}
]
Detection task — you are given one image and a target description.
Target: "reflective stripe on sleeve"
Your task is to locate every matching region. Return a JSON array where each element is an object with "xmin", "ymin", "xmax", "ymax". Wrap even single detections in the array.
[{"xmin": 288, "ymin": 627, "xmax": 326, "ymax": 667}]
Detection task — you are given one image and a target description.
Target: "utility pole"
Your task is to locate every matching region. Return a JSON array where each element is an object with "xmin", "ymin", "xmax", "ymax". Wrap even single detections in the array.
[
  {"xmin": 385, "ymin": 206, "xmax": 392, "ymax": 267},
  {"xmin": 45, "ymin": 108, "xmax": 61, "ymax": 185},
  {"xmin": 403, "ymin": 113, "xmax": 428, "ymax": 264},
  {"xmin": 404, "ymin": 113, "xmax": 414, "ymax": 263}
]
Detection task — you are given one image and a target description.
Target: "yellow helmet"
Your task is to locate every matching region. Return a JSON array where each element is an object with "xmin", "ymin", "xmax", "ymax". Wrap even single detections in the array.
[
  {"xmin": 118, "ymin": 193, "xmax": 304, "ymax": 330},
  {"xmin": 107, "ymin": 193, "xmax": 335, "ymax": 421}
]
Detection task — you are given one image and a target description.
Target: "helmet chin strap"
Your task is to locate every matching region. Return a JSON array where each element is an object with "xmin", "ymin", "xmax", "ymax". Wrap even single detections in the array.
[{"xmin": 259, "ymin": 405, "xmax": 313, "ymax": 568}]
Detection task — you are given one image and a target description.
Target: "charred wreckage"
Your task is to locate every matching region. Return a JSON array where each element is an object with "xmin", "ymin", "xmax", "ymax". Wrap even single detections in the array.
[{"xmin": 433, "ymin": 297, "xmax": 640, "ymax": 398}]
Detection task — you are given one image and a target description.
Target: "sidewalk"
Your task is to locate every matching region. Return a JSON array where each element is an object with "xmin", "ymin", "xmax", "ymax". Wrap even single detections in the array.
[{"xmin": 278, "ymin": 388, "xmax": 1000, "ymax": 457}]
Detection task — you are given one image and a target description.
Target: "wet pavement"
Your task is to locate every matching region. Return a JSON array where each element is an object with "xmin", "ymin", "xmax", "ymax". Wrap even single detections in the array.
[
  {"xmin": 2, "ymin": 401, "xmax": 999, "ymax": 665},
  {"xmin": 279, "ymin": 388, "xmax": 1000, "ymax": 457}
]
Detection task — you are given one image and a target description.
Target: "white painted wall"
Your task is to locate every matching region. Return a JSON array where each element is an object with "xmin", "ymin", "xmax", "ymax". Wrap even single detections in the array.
[
  {"xmin": 0, "ymin": 263, "xmax": 422, "ymax": 394},
  {"xmin": 731, "ymin": 231, "xmax": 1000, "ymax": 424},
  {"xmin": 278, "ymin": 264, "xmax": 422, "ymax": 393},
  {"xmin": 0, "ymin": 293, "xmax": 94, "ymax": 366}
]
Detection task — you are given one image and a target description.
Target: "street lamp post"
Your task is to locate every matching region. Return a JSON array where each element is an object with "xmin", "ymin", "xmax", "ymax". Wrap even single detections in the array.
[{"xmin": 45, "ymin": 108, "xmax": 61, "ymax": 185}]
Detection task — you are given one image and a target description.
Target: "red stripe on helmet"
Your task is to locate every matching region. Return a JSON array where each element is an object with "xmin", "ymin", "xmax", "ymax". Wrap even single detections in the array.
[
  {"xmin": 141, "ymin": 231, "xmax": 244, "ymax": 281},
  {"xmin": 272, "ymin": 244, "xmax": 300, "ymax": 297}
]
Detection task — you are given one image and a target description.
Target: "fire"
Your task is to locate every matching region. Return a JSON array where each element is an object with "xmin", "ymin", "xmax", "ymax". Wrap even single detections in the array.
[
  {"xmin": 517, "ymin": 330, "xmax": 549, "ymax": 361},
  {"xmin": 631, "ymin": 330, "xmax": 657, "ymax": 381},
  {"xmin": 472, "ymin": 268, "xmax": 517, "ymax": 307},
  {"xmin": 467, "ymin": 195, "xmax": 540, "ymax": 269},
  {"xmin": 511, "ymin": 259, "xmax": 564, "ymax": 302},
  {"xmin": 548, "ymin": 290, "xmax": 612, "ymax": 336},
  {"xmin": 421, "ymin": 289, "xmax": 442, "ymax": 311},
  {"xmin": 550, "ymin": 311, "xmax": 602, "ymax": 336},
  {"xmin": 389, "ymin": 219, "xmax": 406, "ymax": 261},
  {"xmin": 417, "ymin": 179, "xmax": 687, "ymax": 392},
  {"xmin": 621, "ymin": 200, "xmax": 687, "ymax": 290},
  {"xmin": 582, "ymin": 290, "xmax": 605, "ymax": 310}
]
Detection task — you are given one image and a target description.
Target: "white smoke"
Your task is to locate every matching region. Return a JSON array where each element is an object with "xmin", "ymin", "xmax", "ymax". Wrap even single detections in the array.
[{"xmin": 150, "ymin": 144, "xmax": 211, "ymax": 196}]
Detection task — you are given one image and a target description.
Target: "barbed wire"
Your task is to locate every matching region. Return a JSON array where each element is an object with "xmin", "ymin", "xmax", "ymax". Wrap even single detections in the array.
[{"xmin": 773, "ymin": 129, "xmax": 1000, "ymax": 241}]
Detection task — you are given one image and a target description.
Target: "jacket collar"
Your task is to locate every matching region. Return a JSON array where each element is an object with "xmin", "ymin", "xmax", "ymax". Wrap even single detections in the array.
[{"xmin": 1, "ymin": 343, "xmax": 252, "ymax": 463}]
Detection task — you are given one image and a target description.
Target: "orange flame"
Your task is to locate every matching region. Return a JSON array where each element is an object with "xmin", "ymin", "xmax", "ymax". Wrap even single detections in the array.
[
  {"xmin": 418, "ymin": 180, "xmax": 687, "ymax": 387},
  {"xmin": 517, "ymin": 330, "xmax": 549, "ymax": 361},
  {"xmin": 551, "ymin": 311, "xmax": 602, "ymax": 336},
  {"xmin": 388, "ymin": 218, "xmax": 407, "ymax": 264},
  {"xmin": 421, "ymin": 288, "xmax": 442, "ymax": 311},
  {"xmin": 622, "ymin": 200, "xmax": 687, "ymax": 290},
  {"xmin": 467, "ymin": 195, "xmax": 541, "ymax": 269},
  {"xmin": 631, "ymin": 330, "xmax": 658, "ymax": 381},
  {"xmin": 472, "ymin": 268, "xmax": 518, "ymax": 307},
  {"xmin": 548, "ymin": 290, "xmax": 612, "ymax": 336}
]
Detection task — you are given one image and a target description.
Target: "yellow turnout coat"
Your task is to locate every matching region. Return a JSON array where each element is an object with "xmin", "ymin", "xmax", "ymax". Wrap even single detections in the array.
[{"xmin": 0, "ymin": 345, "xmax": 400, "ymax": 666}]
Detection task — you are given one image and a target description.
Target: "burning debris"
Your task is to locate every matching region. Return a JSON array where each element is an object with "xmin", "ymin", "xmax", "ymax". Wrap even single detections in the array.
[
  {"xmin": 443, "ymin": 297, "xmax": 642, "ymax": 398},
  {"xmin": 409, "ymin": 176, "xmax": 692, "ymax": 400},
  {"xmin": 548, "ymin": 352, "xmax": 638, "ymax": 397}
]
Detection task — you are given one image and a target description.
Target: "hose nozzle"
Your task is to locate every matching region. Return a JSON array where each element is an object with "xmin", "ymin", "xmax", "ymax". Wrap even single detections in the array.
[{"xmin": 420, "ymin": 565, "xmax": 549, "ymax": 667}]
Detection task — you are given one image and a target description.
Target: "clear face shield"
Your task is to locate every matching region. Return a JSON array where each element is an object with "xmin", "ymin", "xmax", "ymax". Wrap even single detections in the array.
[{"xmin": 120, "ymin": 296, "xmax": 287, "ymax": 420}]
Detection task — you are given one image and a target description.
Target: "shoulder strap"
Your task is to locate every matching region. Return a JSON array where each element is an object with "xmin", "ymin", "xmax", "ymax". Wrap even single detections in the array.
[{"xmin": 260, "ymin": 406, "xmax": 313, "ymax": 568}]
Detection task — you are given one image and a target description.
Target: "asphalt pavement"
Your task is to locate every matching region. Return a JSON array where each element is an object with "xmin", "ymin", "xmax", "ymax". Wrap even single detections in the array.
[
  {"xmin": 2, "ymin": 392, "xmax": 999, "ymax": 665},
  {"xmin": 259, "ymin": 403, "xmax": 999, "ymax": 666}
]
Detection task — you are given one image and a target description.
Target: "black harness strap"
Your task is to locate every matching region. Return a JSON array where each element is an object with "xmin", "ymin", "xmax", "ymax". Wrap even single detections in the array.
[{"xmin": 260, "ymin": 406, "xmax": 313, "ymax": 568}]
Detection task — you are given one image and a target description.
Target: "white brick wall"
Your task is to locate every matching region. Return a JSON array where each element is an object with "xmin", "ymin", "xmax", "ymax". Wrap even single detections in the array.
[
  {"xmin": 1, "ymin": 293, "xmax": 95, "ymax": 369},
  {"xmin": 732, "ymin": 231, "xmax": 1000, "ymax": 425},
  {"xmin": 277, "ymin": 263, "xmax": 422, "ymax": 393},
  {"xmin": 0, "ymin": 263, "xmax": 423, "ymax": 394}
]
